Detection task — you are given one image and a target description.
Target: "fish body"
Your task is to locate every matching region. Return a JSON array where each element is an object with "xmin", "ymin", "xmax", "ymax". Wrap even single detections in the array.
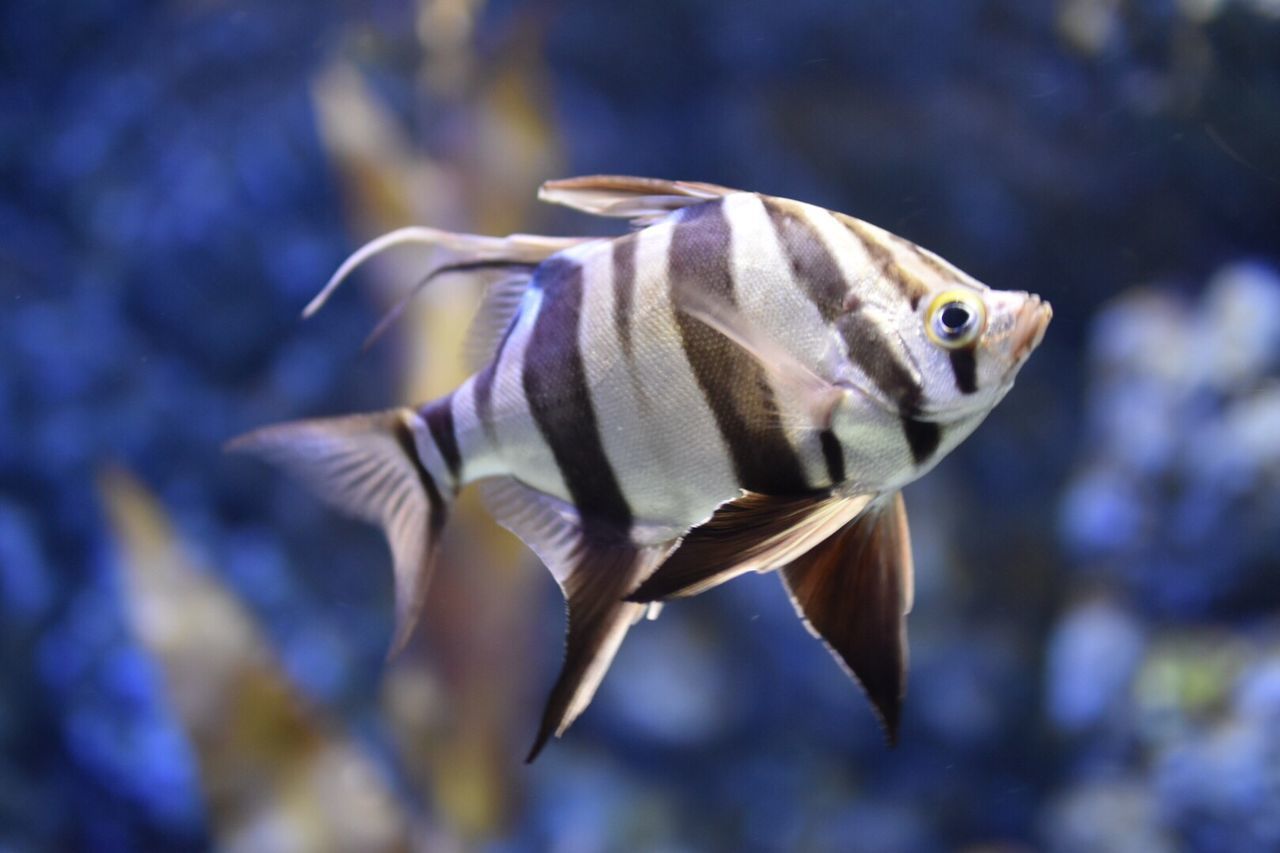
[{"xmin": 232, "ymin": 176, "xmax": 1051, "ymax": 760}]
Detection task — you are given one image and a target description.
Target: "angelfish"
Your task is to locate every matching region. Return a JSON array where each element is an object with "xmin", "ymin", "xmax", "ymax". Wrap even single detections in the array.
[{"xmin": 230, "ymin": 176, "xmax": 1051, "ymax": 760}]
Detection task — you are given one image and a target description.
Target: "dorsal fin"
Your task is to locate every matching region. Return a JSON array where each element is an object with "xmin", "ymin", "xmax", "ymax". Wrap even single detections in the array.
[
  {"xmin": 461, "ymin": 273, "xmax": 536, "ymax": 371},
  {"xmin": 480, "ymin": 478, "xmax": 669, "ymax": 761},
  {"xmin": 627, "ymin": 491, "xmax": 874, "ymax": 602},
  {"xmin": 780, "ymin": 492, "xmax": 914, "ymax": 743},
  {"xmin": 363, "ymin": 260, "xmax": 536, "ymax": 352},
  {"xmin": 302, "ymin": 226, "xmax": 589, "ymax": 338},
  {"xmin": 538, "ymin": 175, "xmax": 740, "ymax": 227}
]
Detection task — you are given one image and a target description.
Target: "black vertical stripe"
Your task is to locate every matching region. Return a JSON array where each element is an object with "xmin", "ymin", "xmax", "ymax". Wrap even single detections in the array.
[
  {"xmin": 669, "ymin": 200, "xmax": 811, "ymax": 495},
  {"xmin": 949, "ymin": 348, "xmax": 978, "ymax": 395},
  {"xmin": 522, "ymin": 257, "xmax": 634, "ymax": 538},
  {"xmin": 902, "ymin": 418, "xmax": 942, "ymax": 464},
  {"xmin": 762, "ymin": 197, "xmax": 845, "ymax": 321},
  {"xmin": 834, "ymin": 213, "xmax": 927, "ymax": 309},
  {"xmin": 837, "ymin": 312, "xmax": 922, "ymax": 415},
  {"xmin": 421, "ymin": 393, "xmax": 462, "ymax": 482},
  {"xmin": 392, "ymin": 419, "xmax": 448, "ymax": 536},
  {"xmin": 472, "ymin": 309, "xmax": 520, "ymax": 445},
  {"xmin": 837, "ymin": 312, "xmax": 941, "ymax": 464},
  {"xmin": 612, "ymin": 234, "xmax": 638, "ymax": 363},
  {"xmin": 819, "ymin": 429, "xmax": 846, "ymax": 485},
  {"xmin": 472, "ymin": 366, "xmax": 498, "ymax": 445}
]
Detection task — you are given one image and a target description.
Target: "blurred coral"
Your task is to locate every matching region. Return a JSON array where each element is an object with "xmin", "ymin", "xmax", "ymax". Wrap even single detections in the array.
[{"xmin": 101, "ymin": 467, "xmax": 428, "ymax": 852}]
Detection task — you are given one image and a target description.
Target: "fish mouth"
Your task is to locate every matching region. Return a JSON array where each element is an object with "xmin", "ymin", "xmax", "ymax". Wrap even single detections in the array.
[{"xmin": 1009, "ymin": 296, "xmax": 1052, "ymax": 363}]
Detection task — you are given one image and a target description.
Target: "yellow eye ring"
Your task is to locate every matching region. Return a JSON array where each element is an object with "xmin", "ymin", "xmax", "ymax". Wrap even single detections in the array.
[{"xmin": 925, "ymin": 290, "xmax": 986, "ymax": 349}]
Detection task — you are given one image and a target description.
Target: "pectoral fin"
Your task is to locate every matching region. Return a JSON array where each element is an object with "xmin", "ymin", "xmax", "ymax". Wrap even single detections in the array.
[
  {"xmin": 780, "ymin": 491, "xmax": 913, "ymax": 743},
  {"xmin": 674, "ymin": 289, "xmax": 847, "ymax": 432},
  {"xmin": 480, "ymin": 478, "xmax": 669, "ymax": 761},
  {"xmin": 627, "ymin": 492, "xmax": 873, "ymax": 602}
]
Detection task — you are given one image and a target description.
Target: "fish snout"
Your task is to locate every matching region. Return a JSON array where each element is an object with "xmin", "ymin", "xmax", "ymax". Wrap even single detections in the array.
[{"xmin": 1009, "ymin": 296, "xmax": 1052, "ymax": 363}]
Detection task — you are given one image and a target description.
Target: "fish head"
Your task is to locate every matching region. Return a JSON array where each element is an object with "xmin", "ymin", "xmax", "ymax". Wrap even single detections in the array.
[{"xmin": 895, "ymin": 278, "xmax": 1052, "ymax": 419}]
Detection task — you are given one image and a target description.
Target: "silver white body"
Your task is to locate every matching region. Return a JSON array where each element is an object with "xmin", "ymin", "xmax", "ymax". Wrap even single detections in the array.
[{"xmin": 435, "ymin": 192, "xmax": 1008, "ymax": 543}]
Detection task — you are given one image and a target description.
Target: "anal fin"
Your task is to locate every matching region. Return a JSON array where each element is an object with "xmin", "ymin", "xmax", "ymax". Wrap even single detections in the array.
[
  {"xmin": 780, "ymin": 491, "xmax": 913, "ymax": 743},
  {"xmin": 528, "ymin": 538, "xmax": 666, "ymax": 762},
  {"xmin": 480, "ymin": 479, "xmax": 668, "ymax": 761},
  {"xmin": 627, "ymin": 491, "xmax": 873, "ymax": 602}
]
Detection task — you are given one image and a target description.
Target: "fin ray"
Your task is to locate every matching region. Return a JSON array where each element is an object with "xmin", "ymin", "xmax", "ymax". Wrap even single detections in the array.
[
  {"xmin": 528, "ymin": 539, "xmax": 666, "ymax": 761},
  {"xmin": 675, "ymin": 288, "xmax": 848, "ymax": 432},
  {"xmin": 539, "ymin": 175, "xmax": 739, "ymax": 227},
  {"xmin": 302, "ymin": 225, "xmax": 587, "ymax": 324},
  {"xmin": 780, "ymin": 492, "xmax": 913, "ymax": 743},
  {"xmin": 227, "ymin": 409, "xmax": 449, "ymax": 654},
  {"xmin": 362, "ymin": 260, "xmax": 537, "ymax": 351},
  {"xmin": 462, "ymin": 273, "xmax": 537, "ymax": 371},
  {"xmin": 628, "ymin": 492, "xmax": 873, "ymax": 602},
  {"xmin": 480, "ymin": 478, "xmax": 669, "ymax": 760}
]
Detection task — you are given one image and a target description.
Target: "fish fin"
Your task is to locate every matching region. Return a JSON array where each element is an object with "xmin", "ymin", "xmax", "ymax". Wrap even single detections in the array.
[
  {"xmin": 539, "ymin": 175, "xmax": 739, "ymax": 227},
  {"xmin": 526, "ymin": 538, "xmax": 667, "ymax": 762},
  {"xmin": 460, "ymin": 272, "xmax": 535, "ymax": 371},
  {"xmin": 480, "ymin": 478, "xmax": 668, "ymax": 761},
  {"xmin": 780, "ymin": 491, "xmax": 913, "ymax": 744},
  {"xmin": 362, "ymin": 260, "xmax": 535, "ymax": 352},
  {"xmin": 226, "ymin": 409, "xmax": 451, "ymax": 655},
  {"xmin": 303, "ymin": 225, "xmax": 587, "ymax": 320},
  {"xmin": 478, "ymin": 477, "xmax": 589, "ymax": 582},
  {"xmin": 627, "ymin": 491, "xmax": 874, "ymax": 602},
  {"xmin": 674, "ymin": 288, "xmax": 847, "ymax": 432}
]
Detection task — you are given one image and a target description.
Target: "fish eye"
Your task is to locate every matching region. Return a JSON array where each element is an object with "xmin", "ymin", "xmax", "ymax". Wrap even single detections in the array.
[{"xmin": 925, "ymin": 290, "xmax": 985, "ymax": 349}]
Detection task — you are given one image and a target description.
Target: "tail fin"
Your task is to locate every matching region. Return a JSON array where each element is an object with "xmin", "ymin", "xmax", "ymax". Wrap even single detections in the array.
[{"xmin": 226, "ymin": 408, "xmax": 453, "ymax": 655}]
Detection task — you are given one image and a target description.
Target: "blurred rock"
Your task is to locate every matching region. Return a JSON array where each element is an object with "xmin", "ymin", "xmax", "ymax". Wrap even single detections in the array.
[
  {"xmin": 1059, "ymin": 263, "xmax": 1280, "ymax": 616},
  {"xmin": 1199, "ymin": 263, "xmax": 1280, "ymax": 391},
  {"xmin": 1041, "ymin": 626, "xmax": 1280, "ymax": 850},
  {"xmin": 1235, "ymin": 655, "xmax": 1280, "ymax": 721},
  {"xmin": 1041, "ymin": 779, "xmax": 1175, "ymax": 853},
  {"xmin": 0, "ymin": 501, "xmax": 53, "ymax": 625},
  {"xmin": 599, "ymin": 610, "xmax": 735, "ymax": 747},
  {"xmin": 1153, "ymin": 713, "xmax": 1280, "ymax": 850},
  {"xmin": 1045, "ymin": 598, "xmax": 1145, "ymax": 732}
]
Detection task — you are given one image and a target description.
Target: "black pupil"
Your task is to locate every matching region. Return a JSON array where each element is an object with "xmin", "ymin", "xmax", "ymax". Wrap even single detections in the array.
[{"xmin": 940, "ymin": 303, "xmax": 970, "ymax": 334}]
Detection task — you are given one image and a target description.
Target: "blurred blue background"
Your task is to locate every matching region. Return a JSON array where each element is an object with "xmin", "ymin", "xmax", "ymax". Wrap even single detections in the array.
[{"xmin": 3, "ymin": 1, "xmax": 1280, "ymax": 850}]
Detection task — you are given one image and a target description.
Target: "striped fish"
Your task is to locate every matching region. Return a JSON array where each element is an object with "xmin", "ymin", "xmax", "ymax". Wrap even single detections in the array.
[{"xmin": 231, "ymin": 176, "xmax": 1052, "ymax": 760}]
